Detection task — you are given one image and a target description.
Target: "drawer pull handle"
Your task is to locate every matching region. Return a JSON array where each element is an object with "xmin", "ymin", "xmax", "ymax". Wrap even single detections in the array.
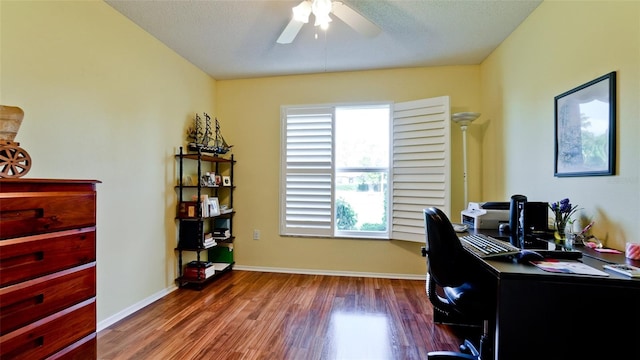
[
  {"xmin": 0, "ymin": 208, "xmax": 43, "ymax": 220},
  {"xmin": 3, "ymin": 336, "xmax": 44, "ymax": 358},
  {"xmin": 0, "ymin": 251, "xmax": 44, "ymax": 270},
  {"xmin": 0, "ymin": 293, "xmax": 45, "ymax": 314}
]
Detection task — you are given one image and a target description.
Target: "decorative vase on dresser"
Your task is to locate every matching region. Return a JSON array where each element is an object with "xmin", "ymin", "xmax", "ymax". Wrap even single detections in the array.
[{"xmin": 0, "ymin": 178, "xmax": 100, "ymax": 360}]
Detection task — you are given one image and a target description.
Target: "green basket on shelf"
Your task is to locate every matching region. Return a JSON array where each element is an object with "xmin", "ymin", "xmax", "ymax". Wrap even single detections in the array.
[{"xmin": 208, "ymin": 245, "xmax": 233, "ymax": 263}]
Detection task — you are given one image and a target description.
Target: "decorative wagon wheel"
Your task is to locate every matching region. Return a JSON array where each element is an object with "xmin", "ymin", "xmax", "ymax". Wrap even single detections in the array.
[{"xmin": 0, "ymin": 141, "xmax": 32, "ymax": 178}]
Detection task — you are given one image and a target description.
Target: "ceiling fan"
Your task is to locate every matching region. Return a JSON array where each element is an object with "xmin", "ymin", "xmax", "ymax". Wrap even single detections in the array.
[{"xmin": 276, "ymin": 0, "xmax": 381, "ymax": 44}]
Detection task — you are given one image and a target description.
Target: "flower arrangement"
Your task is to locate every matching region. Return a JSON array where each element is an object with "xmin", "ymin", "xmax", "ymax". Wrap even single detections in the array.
[{"xmin": 549, "ymin": 198, "xmax": 579, "ymax": 235}]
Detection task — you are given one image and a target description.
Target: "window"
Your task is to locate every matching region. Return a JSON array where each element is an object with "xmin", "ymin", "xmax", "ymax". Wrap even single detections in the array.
[
  {"xmin": 281, "ymin": 97, "xmax": 450, "ymax": 242},
  {"xmin": 335, "ymin": 106, "xmax": 390, "ymax": 238}
]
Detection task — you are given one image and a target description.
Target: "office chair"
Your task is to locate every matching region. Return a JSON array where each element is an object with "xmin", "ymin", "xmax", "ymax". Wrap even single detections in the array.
[{"xmin": 423, "ymin": 207, "xmax": 496, "ymax": 360}]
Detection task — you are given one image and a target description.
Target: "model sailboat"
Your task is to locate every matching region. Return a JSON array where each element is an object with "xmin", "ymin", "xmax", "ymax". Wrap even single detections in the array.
[{"xmin": 187, "ymin": 113, "xmax": 233, "ymax": 155}]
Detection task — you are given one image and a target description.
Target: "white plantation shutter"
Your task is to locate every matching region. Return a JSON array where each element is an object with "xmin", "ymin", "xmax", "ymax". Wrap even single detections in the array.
[
  {"xmin": 280, "ymin": 97, "xmax": 450, "ymax": 240},
  {"xmin": 392, "ymin": 96, "xmax": 450, "ymax": 242},
  {"xmin": 280, "ymin": 106, "xmax": 334, "ymax": 237}
]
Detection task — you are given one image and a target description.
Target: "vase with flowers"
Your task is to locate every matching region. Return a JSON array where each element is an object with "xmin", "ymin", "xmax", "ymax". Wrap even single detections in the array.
[{"xmin": 549, "ymin": 198, "xmax": 579, "ymax": 241}]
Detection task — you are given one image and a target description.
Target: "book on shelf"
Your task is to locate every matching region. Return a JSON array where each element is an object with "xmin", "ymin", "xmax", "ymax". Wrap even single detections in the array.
[
  {"xmin": 203, "ymin": 233, "xmax": 217, "ymax": 247},
  {"xmin": 212, "ymin": 228, "xmax": 230, "ymax": 237},
  {"xmin": 201, "ymin": 195, "xmax": 210, "ymax": 217},
  {"xmin": 186, "ymin": 260, "xmax": 213, "ymax": 268},
  {"xmin": 179, "ymin": 195, "xmax": 213, "ymax": 217},
  {"xmin": 183, "ymin": 266, "xmax": 216, "ymax": 279},
  {"xmin": 184, "ymin": 260, "xmax": 215, "ymax": 279},
  {"xmin": 177, "ymin": 197, "xmax": 214, "ymax": 218},
  {"xmin": 203, "ymin": 238, "xmax": 217, "ymax": 246}
]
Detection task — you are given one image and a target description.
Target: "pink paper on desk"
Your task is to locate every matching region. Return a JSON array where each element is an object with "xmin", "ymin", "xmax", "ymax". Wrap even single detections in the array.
[{"xmin": 594, "ymin": 248, "xmax": 623, "ymax": 254}]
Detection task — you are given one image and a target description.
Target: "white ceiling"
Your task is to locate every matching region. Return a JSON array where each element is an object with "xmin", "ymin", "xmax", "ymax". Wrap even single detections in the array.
[{"xmin": 105, "ymin": 0, "xmax": 543, "ymax": 80}]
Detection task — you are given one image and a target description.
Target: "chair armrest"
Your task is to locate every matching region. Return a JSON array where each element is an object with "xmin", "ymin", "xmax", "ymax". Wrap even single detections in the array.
[{"xmin": 426, "ymin": 272, "xmax": 456, "ymax": 316}]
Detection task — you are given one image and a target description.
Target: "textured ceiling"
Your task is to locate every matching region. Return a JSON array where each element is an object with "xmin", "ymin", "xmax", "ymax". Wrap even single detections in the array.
[{"xmin": 105, "ymin": 0, "xmax": 543, "ymax": 80}]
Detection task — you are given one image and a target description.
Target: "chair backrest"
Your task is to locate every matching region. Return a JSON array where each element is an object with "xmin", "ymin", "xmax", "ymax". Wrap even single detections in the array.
[{"xmin": 423, "ymin": 207, "xmax": 471, "ymax": 288}]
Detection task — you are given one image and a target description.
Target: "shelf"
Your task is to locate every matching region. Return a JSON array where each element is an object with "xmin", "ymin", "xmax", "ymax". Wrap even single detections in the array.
[
  {"xmin": 176, "ymin": 262, "xmax": 234, "ymax": 289},
  {"xmin": 176, "ymin": 213, "xmax": 234, "ymax": 220},
  {"xmin": 211, "ymin": 236, "xmax": 234, "ymax": 244},
  {"xmin": 175, "ymin": 147, "xmax": 235, "ymax": 290},
  {"xmin": 175, "ymin": 153, "xmax": 235, "ymax": 163},
  {"xmin": 175, "ymin": 243, "xmax": 217, "ymax": 251}
]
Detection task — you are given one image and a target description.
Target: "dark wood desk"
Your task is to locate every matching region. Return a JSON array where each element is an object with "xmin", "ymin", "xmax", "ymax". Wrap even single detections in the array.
[{"xmin": 468, "ymin": 230, "xmax": 640, "ymax": 360}]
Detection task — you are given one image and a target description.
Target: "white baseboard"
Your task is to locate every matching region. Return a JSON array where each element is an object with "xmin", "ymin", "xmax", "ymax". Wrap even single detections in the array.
[
  {"xmin": 233, "ymin": 265, "xmax": 426, "ymax": 281},
  {"xmin": 97, "ymin": 268, "xmax": 424, "ymax": 332},
  {"xmin": 97, "ymin": 284, "xmax": 178, "ymax": 332}
]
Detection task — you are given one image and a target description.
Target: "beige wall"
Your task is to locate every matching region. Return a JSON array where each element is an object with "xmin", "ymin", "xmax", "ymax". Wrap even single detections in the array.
[
  {"xmin": 1, "ymin": 1, "xmax": 216, "ymax": 323},
  {"xmin": 3, "ymin": 0, "xmax": 638, "ymax": 327},
  {"xmin": 480, "ymin": 0, "xmax": 640, "ymax": 250},
  {"xmin": 217, "ymin": 68, "xmax": 480, "ymax": 275}
]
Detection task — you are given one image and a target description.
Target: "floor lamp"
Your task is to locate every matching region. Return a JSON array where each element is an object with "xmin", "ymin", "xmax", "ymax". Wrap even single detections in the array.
[{"xmin": 452, "ymin": 112, "xmax": 480, "ymax": 208}]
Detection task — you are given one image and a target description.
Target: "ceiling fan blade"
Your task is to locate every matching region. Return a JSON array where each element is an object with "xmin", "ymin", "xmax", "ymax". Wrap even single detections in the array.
[
  {"xmin": 331, "ymin": 1, "xmax": 380, "ymax": 37},
  {"xmin": 277, "ymin": 18, "xmax": 305, "ymax": 44}
]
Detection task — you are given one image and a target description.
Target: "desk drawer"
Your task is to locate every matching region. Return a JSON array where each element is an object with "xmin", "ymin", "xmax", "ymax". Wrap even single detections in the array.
[
  {"xmin": 0, "ymin": 263, "xmax": 95, "ymax": 335},
  {"xmin": 0, "ymin": 191, "xmax": 96, "ymax": 239},
  {"xmin": 0, "ymin": 298, "xmax": 96, "ymax": 360},
  {"xmin": 0, "ymin": 228, "xmax": 96, "ymax": 287}
]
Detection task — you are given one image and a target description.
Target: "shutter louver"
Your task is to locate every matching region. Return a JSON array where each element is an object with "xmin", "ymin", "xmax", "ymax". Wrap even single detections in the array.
[
  {"xmin": 392, "ymin": 97, "xmax": 450, "ymax": 242},
  {"xmin": 281, "ymin": 107, "xmax": 334, "ymax": 237}
]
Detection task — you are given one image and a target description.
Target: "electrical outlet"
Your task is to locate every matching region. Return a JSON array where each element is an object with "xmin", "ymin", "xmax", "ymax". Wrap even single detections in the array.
[{"xmin": 253, "ymin": 229, "xmax": 260, "ymax": 240}]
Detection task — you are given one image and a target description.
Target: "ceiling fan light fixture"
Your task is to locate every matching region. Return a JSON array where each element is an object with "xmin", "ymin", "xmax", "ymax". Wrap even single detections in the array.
[
  {"xmin": 314, "ymin": 13, "xmax": 332, "ymax": 29},
  {"xmin": 278, "ymin": 0, "xmax": 379, "ymax": 44},
  {"xmin": 311, "ymin": 0, "xmax": 332, "ymax": 29},
  {"xmin": 292, "ymin": 1, "xmax": 311, "ymax": 23}
]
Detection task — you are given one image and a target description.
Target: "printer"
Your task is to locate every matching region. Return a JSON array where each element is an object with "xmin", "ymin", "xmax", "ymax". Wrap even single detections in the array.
[{"xmin": 461, "ymin": 202, "xmax": 510, "ymax": 230}]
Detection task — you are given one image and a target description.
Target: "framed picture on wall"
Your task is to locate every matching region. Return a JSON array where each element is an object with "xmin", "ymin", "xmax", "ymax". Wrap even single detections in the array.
[{"xmin": 554, "ymin": 71, "xmax": 616, "ymax": 177}]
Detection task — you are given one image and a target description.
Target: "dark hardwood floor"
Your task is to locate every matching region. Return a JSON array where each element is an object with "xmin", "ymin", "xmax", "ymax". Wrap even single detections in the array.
[{"xmin": 97, "ymin": 271, "xmax": 473, "ymax": 359}]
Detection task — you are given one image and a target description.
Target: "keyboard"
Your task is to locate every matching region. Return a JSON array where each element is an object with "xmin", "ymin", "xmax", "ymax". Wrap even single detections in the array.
[{"xmin": 460, "ymin": 233, "xmax": 521, "ymax": 258}]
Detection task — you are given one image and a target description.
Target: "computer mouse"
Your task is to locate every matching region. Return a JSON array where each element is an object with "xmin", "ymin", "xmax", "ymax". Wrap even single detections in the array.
[{"xmin": 515, "ymin": 249, "xmax": 545, "ymax": 263}]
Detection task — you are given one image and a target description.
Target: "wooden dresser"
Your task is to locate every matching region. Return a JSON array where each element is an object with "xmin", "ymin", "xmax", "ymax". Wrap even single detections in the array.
[{"xmin": 0, "ymin": 179, "xmax": 100, "ymax": 360}]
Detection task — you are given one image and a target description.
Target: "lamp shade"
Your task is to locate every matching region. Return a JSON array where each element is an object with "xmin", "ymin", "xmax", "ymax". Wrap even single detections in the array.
[{"xmin": 452, "ymin": 112, "xmax": 480, "ymax": 127}]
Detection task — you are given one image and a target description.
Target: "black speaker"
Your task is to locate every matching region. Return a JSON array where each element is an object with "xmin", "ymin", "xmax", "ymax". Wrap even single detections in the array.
[
  {"xmin": 523, "ymin": 202, "xmax": 549, "ymax": 234},
  {"xmin": 509, "ymin": 194, "xmax": 527, "ymax": 236}
]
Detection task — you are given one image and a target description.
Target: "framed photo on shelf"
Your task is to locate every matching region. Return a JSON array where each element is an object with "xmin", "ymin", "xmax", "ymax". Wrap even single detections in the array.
[
  {"xmin": 554, "ymin": 71, "xmax": 616, "ymax": 177},
  {"xmin": 222, "ymin": 176, "xmax": 231, "ymax": 186},
  {"xmin": 208, "ymin": 197, "xmax": 220, "ymax": 216}
]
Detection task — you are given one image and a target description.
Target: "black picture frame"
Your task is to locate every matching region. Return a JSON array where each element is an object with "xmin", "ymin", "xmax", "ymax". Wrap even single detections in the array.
[{"xmin": 554, "ymin": 72, "xmax": 616, "ymax": 177}]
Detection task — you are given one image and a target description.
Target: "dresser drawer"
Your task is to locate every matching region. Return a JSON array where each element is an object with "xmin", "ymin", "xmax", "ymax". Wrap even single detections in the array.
[
  {"xmin": 0, "ymin": 228, "xmax": 96, "ymax": 287},
  {"xmin": 47, "ymin": 333, "xmax": 96, "ymax": 360},
  {"xmin": 0, "ymin": 263, "xmax": 95, "ymax": 335},
  {"xmin": 0, "ymin": 191, "xmax": 96, "ymax": 239},
  {"xmin": 0, "ymin": 298, "xmax": 96, "ymax": 360}
]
